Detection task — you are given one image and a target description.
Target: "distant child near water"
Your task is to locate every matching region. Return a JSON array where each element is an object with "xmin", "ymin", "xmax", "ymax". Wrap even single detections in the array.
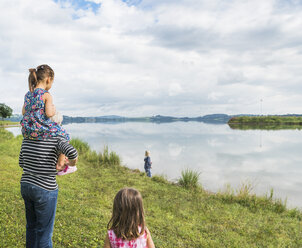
[
  {"xmin": 20, "ymin": 64, "xmax": 76, "ymax": 175},
  {"xmin": 104, "ymin": 188, "xmax": 155, "ymax": 248},
  {"xmin": 144, "ymin": 151, "xmax": 152, "ymax": 177}
]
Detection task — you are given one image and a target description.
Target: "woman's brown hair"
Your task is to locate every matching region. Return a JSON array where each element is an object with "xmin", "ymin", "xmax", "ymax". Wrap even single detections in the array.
[
  {"xmin": 28, "ymin": 64, "xmax": 54, "ymax": 92},
  {"xmin": 107, "ymin": 188, "xmax": 145, "ymax": 240}
]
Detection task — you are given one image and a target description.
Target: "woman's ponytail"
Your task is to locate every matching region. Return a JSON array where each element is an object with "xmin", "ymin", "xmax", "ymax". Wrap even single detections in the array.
[{"xmin": 28, "ymin": 68, "xmax": 38, "ymax": 92}]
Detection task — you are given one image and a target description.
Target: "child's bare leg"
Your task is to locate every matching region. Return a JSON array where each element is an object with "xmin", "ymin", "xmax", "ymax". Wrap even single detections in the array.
[{"xmin": 56, "ymin": 154, "xmax": 66, "ymax": 171}]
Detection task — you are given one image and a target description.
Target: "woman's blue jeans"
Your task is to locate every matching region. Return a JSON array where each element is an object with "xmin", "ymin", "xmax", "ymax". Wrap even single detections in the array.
[{"xmin": 21, "ymin": 182, "xmax": 58, "ymax": 248}]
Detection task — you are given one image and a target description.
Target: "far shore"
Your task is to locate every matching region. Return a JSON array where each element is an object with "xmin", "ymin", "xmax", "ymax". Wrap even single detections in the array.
[
  {"xmin": 0, "ymin": 120, "xmax": 20, "ymax": 127},
  {"xmin": 228, "ymin": 115, "xmax": 302, "ymax": 130}
]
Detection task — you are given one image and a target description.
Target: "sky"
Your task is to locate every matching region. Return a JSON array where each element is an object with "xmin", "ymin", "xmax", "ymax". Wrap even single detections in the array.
[{"xmin": 0, "ymin": 0, "xmax": 302, "ymax": 117}]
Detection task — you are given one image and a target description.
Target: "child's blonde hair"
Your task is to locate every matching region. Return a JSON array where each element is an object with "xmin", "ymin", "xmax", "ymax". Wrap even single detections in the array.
[
  {"xmin": 145, "ymin": 150, "xmax": 150, "ymax": 157},
  {"xmin": 107, "ymin": 188, "xmax": 145, "ymax": 240}
]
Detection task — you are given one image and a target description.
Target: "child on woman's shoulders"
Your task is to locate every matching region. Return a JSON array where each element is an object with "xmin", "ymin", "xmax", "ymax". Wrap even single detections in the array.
[{"xmin": 20, "ymin": 64, "xmax": 77, "ymax": 175}]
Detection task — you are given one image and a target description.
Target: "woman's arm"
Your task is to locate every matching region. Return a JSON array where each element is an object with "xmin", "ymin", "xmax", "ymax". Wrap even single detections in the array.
[
  {"xmin": 57, "ymin": 139, "xmax": 78, "ymax": 162},
  {"xmin": 104, "ymin": 233, "xmax": 111, "ymax": 248},
  {"xmin": 43, "ymin": 92, "xmax": 56, "ymax": 117},
  {"xmin": 146, "ymin": 227, "xmax": 155, "ymax": 248},
  {"xmin": 67, "ymin": 157, "xmax": 78, "ymax": 166}
]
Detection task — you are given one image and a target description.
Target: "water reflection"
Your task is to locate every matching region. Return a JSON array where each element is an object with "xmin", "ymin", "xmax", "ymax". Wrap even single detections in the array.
[{"xmin": 6, "ymin": 122, "xmax": 302, "ymax": 208}]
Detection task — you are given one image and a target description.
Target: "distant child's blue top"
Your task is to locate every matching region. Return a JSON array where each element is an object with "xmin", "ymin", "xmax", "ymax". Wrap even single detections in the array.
[
  {"xmin": 20, "ymin": 88, "xmax": 70, "ymax": 141},
  {"xmin": 144, "ymin": 156, "xmax": 151, "ymax": 169}
]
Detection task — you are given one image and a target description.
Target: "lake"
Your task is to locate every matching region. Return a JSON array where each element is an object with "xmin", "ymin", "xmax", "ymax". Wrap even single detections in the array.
[{"xmin": 7, "ymin": 122, "xmax": 302, "ymax": 208}]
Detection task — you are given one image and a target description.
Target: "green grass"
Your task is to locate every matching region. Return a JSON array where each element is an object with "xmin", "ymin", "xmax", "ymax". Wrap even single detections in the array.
[
  {"xmin": 178, "ymin": 169, "xmax": 201, "ymax": 189},
  {"xmin": 228, "ymin": 116, "xmax": 302, "ymax": 130},
  {"xmin": 0, "ymin": 129, "xmax": 302, "ymax": 247}
]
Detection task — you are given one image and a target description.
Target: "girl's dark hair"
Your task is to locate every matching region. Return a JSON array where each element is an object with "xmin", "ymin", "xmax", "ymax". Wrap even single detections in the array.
[
  {"xmin": 28, "ymin": 64, "xmax": 54, "ymax": 92},
  {"xmin": 107, "ymin": 188, "xmax": 145, "ymax": 240}
]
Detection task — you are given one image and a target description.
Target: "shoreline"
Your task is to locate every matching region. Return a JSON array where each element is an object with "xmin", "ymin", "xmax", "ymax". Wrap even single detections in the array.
[
  {"xmin": 0, "ymin": 124, "xmax": 20, "ymax": 128},
  {"xmin": 3, "ymin": 122, "xmax": 302, "ymax": 209},
  {"xmin": 0, "ymin": 120, "xmax": 20, "ymax": 128}
]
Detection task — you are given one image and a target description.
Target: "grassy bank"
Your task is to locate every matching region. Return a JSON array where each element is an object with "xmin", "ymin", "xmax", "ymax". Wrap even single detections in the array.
[
  {"xmin": 228, "ymin": 116, "xmax": 302, "ymax": 130},
  {"xmin": 0, "ymin": 128, "xmax": 301, "ymax": 247}
]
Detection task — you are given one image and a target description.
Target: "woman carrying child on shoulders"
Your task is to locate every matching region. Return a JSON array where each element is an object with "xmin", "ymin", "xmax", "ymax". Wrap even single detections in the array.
[{"xmin": 19, "ymin": 65, "xmax": 78, "ymax": 247}]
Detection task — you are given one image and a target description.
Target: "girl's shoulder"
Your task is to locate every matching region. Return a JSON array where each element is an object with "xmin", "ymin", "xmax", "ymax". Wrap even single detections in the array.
[{"xmin": 33, "ymin": 88, "xmax": 50, "ymax": 101}]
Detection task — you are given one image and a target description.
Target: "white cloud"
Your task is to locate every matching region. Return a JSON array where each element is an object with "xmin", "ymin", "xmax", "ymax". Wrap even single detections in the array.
[{"xmin": 0, "ymin": 0, "xmax": 302, "ymax": 117}]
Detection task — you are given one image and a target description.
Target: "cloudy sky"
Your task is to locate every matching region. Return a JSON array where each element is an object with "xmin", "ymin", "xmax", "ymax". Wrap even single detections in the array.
[{"xmin": 0, "ymin": 0, "xmax": 302, "ymax": 117}]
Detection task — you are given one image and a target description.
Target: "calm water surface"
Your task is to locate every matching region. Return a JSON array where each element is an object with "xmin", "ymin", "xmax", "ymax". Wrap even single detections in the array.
[{"xmin": 7, "ymin": 122, "xmax": 302, "ymax": 208}]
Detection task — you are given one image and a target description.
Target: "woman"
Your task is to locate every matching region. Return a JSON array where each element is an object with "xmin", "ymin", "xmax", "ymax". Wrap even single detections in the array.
[{"xmin": 19, "ymin": 137, "xmax": 78, "ymax": 247}]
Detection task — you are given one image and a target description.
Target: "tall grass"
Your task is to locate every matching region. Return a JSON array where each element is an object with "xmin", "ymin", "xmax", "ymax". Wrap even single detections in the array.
[
  {"xmin": 218, "ymin": 183, "xmax": 291, "ymax": 214},
  {"xmin": 237, "ymin": 181, "xmax": 254, "ymax": 198},
  {"xmin": 70, "ymin": 138, "xmax": 90, "ymax": 154},
  {"xmin": 70, "ymin": 139, "xmax": 121, "ymax": 166},
  {"xmin": 178, "ymin": 169, "xmax": 201, "ymax": 189},
  {"xmin": 99, "ymin": 146, "xmax": 120, "ymax": 166}
]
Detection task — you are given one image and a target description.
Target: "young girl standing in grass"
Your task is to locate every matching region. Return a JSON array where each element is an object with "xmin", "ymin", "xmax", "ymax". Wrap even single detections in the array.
[
  {"xmin": 104, "ymin": 188, "xmax": 155, "ymax": 248},
  {"xmin": 20, "ymin": 64, "xmax": 76, "ymax": 175}
]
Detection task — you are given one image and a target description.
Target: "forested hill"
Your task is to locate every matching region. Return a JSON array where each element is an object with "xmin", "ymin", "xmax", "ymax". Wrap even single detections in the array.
[{"xmin": 62, "ymin": 114, "xmax": 231, "ymax": 124}]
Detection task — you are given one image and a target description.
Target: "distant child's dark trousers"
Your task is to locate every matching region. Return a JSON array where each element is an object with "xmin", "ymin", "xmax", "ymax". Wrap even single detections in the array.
[{"xmin": 145, "ymin": 167, "xmax": 152, "ymax": 177}]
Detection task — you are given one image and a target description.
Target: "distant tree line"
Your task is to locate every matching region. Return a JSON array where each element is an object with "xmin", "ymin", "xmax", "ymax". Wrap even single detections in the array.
[{"xmin": 0, "ymin": 103, "xmax": 13, "ymax": 120}]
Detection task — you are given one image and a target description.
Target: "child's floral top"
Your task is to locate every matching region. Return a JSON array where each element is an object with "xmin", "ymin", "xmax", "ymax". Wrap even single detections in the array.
[
  {"xmin": 108, "ymin": 228, "xmax": 148, "ymax": 248},
  {"xmin": 20, "ymin": 88, "xmax": 70, "ymax": 141}
]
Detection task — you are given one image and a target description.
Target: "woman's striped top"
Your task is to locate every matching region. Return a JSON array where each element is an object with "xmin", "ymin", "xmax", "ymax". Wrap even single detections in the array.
[{"xmin": 19, "ymin": 138, "xmax": 78, "ymax": 191}]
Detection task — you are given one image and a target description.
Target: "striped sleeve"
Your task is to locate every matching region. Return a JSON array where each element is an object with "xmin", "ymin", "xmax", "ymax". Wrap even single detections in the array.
[{"xmin": 57, "ymin": 139, "xmax": 78, "ymax": 160}]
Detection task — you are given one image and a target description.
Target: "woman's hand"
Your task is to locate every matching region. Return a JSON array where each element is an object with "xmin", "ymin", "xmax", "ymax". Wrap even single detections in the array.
[{"xmin": 56, "ymin": 162, "xmax": 66, "ymax": 171}]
